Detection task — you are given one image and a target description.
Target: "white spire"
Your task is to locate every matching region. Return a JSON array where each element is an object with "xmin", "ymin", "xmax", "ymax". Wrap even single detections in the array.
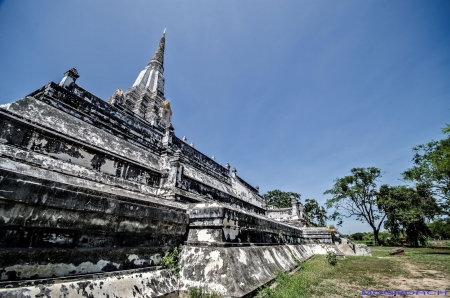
[{"xmin": 132, "ymin": 29, "xmax": 166, "ymax": 95}]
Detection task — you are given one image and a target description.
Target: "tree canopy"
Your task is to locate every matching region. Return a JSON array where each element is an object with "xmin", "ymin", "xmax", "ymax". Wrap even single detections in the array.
[
  {"xmin": 378, "ymin": 184, "xmax": 439, "ymax": 247},
  {"xmin": 263, "ymin": 189, "xmax": 300, "ymax": 208},
  {"xmin": 324, "ymin": 167, "xmax": 386, "ymax": 245},
  {"xmin": 304, "ymin": 198, "xmax": 327, "ymax": 227},
  {"xmin": 403, "ymin": 125, "xmax": 450, "ymax": 214}
]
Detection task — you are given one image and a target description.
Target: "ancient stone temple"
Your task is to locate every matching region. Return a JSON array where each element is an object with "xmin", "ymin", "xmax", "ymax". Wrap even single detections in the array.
[{"xmin": 0, "ymin": 30, "xmax": 358, "ymax": 298}]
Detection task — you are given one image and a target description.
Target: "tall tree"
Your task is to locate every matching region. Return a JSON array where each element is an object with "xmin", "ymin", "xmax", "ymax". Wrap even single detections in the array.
[
  {"xmin": 403, "ymin": 125, "xmax": 450, "ymax": 214},
  {"xmin": 304, "ymin": 198, "xmax": 328, "ymax": 227},
  {"xmin": 324, "ymin": 167, "xmax": 386, "ymax": 246},
  {"xmin": 264, "ymin": 189, "xmax": 300, "ymax": 208},
  {"xmin": 378, "ymin": 185, "xmax": 439, "ymax": 247}
]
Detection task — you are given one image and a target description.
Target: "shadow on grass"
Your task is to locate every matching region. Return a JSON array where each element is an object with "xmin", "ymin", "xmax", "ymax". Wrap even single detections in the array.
[{"xmin": 419, "ymin": 251, "xmax": 450, "ymax": 255}]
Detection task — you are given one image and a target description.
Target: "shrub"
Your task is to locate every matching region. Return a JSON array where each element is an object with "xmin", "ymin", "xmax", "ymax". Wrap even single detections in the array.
[
  {"xmin": 326, "ymin": 251, "xmax": 337, "ymax": 266},
  {"xmin": 162, "ymin": 245, "xmax": 182, "ymax": 275}
]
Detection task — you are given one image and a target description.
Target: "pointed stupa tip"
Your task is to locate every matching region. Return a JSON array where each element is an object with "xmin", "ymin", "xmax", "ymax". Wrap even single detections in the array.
[{"xmin": 148, "ymin": 29, "xmax": 166, "ymax": 68}]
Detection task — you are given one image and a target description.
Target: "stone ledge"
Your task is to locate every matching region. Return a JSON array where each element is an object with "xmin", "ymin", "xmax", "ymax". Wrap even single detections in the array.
[
  {"xmin": 0, "ymin": 267, "xmax": 178, "ymax": 298},
  {"xmin": 0, "ymin": 265, "xmax": 163, "ymax": 289},
  {"xmin": 0, "ymin": 247, "xmax": 169, "ymax": 281},
  {"xmin": 183, "ymin": 241, "xmax": 282, "ymax": 247},
  {"xmin": 187, "ymin": 203, "xmax": 332, "ymax": 244}
]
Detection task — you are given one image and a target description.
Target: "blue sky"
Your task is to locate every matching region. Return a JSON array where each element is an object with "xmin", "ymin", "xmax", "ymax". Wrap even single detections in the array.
[{"xmin": 0, "ymin": 0, "xmax": 449, "ymax": 234}]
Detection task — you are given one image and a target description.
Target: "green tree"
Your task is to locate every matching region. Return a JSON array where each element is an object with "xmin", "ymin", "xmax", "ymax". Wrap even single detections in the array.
[
  {"xmin": 264, "ymin": 189, "xmax": 300, "ymax": 208},
  {"xmin": 303, "ymin": 198, "xmax": 328, "ymax": 227},
  {"xmin": 324, "ymin": 167, "xmax": 386, "ymax": 246},
  {"xmin": 350, "ymin": 232, "xmax": 364, "ymax": 241},
  {"xmin": 378, "ymin": 185, "xmax": 439, "ymax": 247},
  {"xmin": 428, "ymin": 217, "xmax": 450, "ymax": 239},
  {"xmin": 403, "ymin": 125, "xmax": 450, "ymax": 214}
]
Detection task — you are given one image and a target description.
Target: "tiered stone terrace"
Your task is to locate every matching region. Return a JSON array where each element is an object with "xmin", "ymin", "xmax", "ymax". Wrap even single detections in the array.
[{"xmin": 0, "ymin": 30, "xmax": 345, "ymax": 298}]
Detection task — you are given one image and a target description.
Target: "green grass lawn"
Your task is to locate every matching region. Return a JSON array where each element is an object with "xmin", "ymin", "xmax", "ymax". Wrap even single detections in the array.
[{"xmin": 257, "ymin": 247, "xmax": 450, "ymax": 298}]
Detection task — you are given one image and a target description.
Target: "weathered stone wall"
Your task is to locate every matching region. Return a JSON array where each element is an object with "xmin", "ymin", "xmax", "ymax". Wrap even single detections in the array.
[
  {"xmin": 177, "ymin": 171, "xmax": 265, "ymax": 215},
  {"xmin": 266, "ymin": 207, "xmax": 293, "ymax": 219},
  {"xmin": 0, "ymin": 268, "xmax": 179, "ymax": 298},
  {"xmin": 0, "ymin": 243, "xmax": 343, "ymax": 298},
  {"xmin": 0, "ymin": 112, "xmax": 162, "ymax": 187},
  {"xmin": 29, "ymin": 83, "xmax": 165, "ymax": 152},
  {"xmin": 187, "ymin": 203, "xmax": 332, "ymax": 245},
  {"xmin": 231, "ymin": 175, "xmax": 265, "ymax": 209},
  {"xmin": 0, "ymin": 94, "xmax": 189, "ymax": 286},
  {"xmin": 0, "ymin": 169, "xmax": 188, "ymax": 280},
  {"xmin": 1, "ymin": 97, "xmax": 163, "ymax": 173},
  {"xmin": 171, "ymin": 139, "xmax": 265, "ymax": 209},
  {"xmin": 179, "ymin": 244, "xmax": 342, "ymax": 297}
]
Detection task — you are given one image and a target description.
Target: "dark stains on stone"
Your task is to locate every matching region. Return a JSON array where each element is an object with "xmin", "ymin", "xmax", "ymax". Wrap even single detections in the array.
[
  {"xmin": 0, "ymin": 166, "xmax": 187, "ymax": 280},
  {"xmin": 101, "ymin": 263, "xmax": 118, "ymax": 272},
  {"xmin": 0, "ymin": 169, "xmax": 187, "ymax": 227},
  {"xmin": 76, "ymin": 281, "xmax": 94, "ymax": 298},
  {"xmin": 0, "ymin": 289, "xmax": 33, "ymax": 298},
  {"xmin": 60, "ymin": 284, "xmax": 69, "ymax": 298},
  {"xmin": 0, "ymin": 116, "xmax": 162, "ymax": 188},
  {"xmin": 39, "ymin": 137, "xmax": 84, "ymax": 159},
  {"xmin": 134, "ymin": 285, "xmax": 142, "ymax": 295},
  {"xmin": 30, "ymin": 82, "xmax": 165, "ymax": 153},
  {"xmin": 0, "ymin": 121, "xmax": 32, "ymax": 148},
  {"xmin": 35, "ymin": 285, "xmax": 52, "ymax": 298},
  {"xmin": 4, "ymin": 271, "xmax": 18, "ymax": 281},
  {"xmin": 91, "ymin": 154, "xmax": 106, "ymax": 171}
]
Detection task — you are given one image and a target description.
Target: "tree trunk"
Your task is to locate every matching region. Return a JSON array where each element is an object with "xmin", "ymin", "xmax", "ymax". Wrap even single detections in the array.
[
  {"xmin": 373, "ymin": 228, "xmax": 380, "ymax": 246},
  {"xmin": 413, "ymin": 229, "xmax": 419, "ymax": 247}
]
